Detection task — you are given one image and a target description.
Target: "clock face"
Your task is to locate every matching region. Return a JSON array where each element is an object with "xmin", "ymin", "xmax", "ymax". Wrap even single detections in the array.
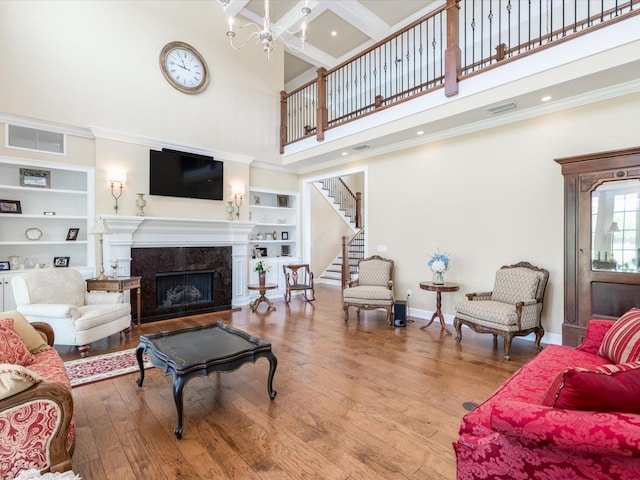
[{"xmin": 160, "ymin": 42, "xmax": 209, "ymax": 94}]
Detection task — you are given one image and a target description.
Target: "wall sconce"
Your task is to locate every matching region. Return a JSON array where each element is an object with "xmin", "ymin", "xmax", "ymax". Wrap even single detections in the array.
[
  {"xmin": 89, "ymin": 217, "xmax": 112, "ymax": 280},
  {"xmin": 108, "ymin": 172, "xmax": 126, "ymax": 214},
  {"xmin": 109, "ymin": 180, "xmax": 124, "ymax": 213},
  {"xmin": 232, "ymin": 185, "xmax": 245, "ymax": 220}
]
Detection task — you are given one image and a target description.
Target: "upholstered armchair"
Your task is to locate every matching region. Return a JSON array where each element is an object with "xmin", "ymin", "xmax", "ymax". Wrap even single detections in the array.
[
  {"xmin": 453, "ymin": 261, "xmax": 549, "ymax": 360},
  {"xmin": 343, "ymin": 255, "xmax": 394, "ymax": 325},
  {"xmin": 283, "ymin": 264, "xmax": 316, "ymax": 303},
  {"xmin": 11, "ymin": 269, "xmax": 132, "ymax": 357}
]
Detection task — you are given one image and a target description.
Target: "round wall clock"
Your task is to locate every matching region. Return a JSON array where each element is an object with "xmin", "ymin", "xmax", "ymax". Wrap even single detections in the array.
[{"xmin": 159, "ymin": 41, "xmax": 209, "ymax": 94}]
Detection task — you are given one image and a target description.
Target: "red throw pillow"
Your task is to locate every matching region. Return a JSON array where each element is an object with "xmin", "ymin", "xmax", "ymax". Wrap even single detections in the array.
[
  {"xmin": 541, "ymin": 362, "xmax": 640, "ymax": 413},
  {"xmin": 0, "ymin": 317, "xmax": 36, "ymax": 366},
  {"xmin": 598, "ymin": 308, "xmax": 640, "ymax": 363}
]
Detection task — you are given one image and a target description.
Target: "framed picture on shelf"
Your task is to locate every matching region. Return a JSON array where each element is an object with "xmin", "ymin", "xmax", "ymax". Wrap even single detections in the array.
[
  {"xmin": 281, "ymin": 245, "xmax": 290, "ymax": 256},
  {"xmin": 0, "ymin": 261, "xmax": 10, "ymax": 271},
  {"xmin": 20, "ymin": 168, "xmax": 51, "ymax": 188},
  {"xmin": 277, "ymin": 195, "xmax": 290, "ymax": 208},
  {"xmin": 281, "ymin": 231, "xmax": 289, "ymax": 240},
  {"xmin": 0, "ymin": 199, "xmax": 22, "ymax": 214},
  {"xmin": 66, "ymin": 228, "xmax": 80, "ymax": 241},
  {"xmin": 54, "ymin": 256, "xmax": 70, "ymax": 268}
]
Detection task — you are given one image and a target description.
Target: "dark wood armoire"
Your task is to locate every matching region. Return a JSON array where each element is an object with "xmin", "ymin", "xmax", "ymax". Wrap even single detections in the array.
[{"xmin": 556, "ymin": 146, "xmax": 640, "ymax": 346}]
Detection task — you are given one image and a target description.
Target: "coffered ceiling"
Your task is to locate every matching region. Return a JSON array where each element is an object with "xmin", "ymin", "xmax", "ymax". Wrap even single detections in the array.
[{"xmin": 228, "ymin": 0, "xmax": 440, "ymax": 85}]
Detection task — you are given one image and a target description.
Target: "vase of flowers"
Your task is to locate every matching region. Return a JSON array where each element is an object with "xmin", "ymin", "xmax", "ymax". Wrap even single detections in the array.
[
  {"xmin": 254, "ymin": 259, "xmax": 271, "ymax": 286},
  {"xmin": 428, "ymin": 250, "xmax": 450, "ymax": 285}
]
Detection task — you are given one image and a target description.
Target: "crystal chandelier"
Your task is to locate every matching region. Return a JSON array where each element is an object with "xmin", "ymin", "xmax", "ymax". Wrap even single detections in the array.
[{"xmin": 218, "ymin": 0, "xmax": 311, "ymax": 57}]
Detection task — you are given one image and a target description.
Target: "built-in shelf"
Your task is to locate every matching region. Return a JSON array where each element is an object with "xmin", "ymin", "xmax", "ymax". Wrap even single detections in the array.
[{"xmin": 0, "ymin": 155, "xmax": 95, "ymax": 271}]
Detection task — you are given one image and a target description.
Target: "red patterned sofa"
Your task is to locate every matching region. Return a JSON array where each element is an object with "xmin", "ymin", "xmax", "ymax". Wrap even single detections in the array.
[
  {"xmin": 0, "ymin": 312, "xmax": 74, "ymax": 479},
  {"xmin": 455, "ymin": 315, "xmax": 640, "ymax": 479}
]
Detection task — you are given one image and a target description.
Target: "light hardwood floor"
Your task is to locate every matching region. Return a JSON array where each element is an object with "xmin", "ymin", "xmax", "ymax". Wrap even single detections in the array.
[{"xmin": 57, "ymin": 283, "xmax": 539, "ymax": 479}]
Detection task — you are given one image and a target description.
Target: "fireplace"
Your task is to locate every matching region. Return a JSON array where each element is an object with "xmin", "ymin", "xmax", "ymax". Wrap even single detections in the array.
[{"xmin": 131, "ymin": 246, "xmax": 232, "ymax": 323}]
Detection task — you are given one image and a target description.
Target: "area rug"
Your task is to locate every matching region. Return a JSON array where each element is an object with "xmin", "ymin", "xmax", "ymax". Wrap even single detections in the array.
[
  {"xmin": 64, "ymin": 348, "xmax": 152, "ymax": 388},
  {"xmin": 16, "ymin": 469, "xmax": 81, "ymax": 479}
]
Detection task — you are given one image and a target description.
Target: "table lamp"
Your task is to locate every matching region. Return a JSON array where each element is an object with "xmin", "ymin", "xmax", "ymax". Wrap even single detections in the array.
[{"xmin": 89, "ymin": 217, "xmax": 112, "ymax": 280}]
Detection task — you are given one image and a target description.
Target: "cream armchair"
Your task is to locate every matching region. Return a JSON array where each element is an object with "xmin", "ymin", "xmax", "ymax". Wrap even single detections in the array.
[
  {"xmin": 453, "ymin": 261, "xmax": 549, "ymax": 360},
  {"xmin": 11, "ymin": 269, "xmax": 132, "ymax": 357},
  {"xmin": 343, "ymin": 255, "xmax": 394, "ymax": 325}
]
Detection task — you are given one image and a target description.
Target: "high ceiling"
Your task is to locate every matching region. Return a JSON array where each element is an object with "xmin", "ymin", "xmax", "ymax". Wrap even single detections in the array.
[{"xmin": 226, "ymin": 0, "xmax": 440, "ymax": 85}]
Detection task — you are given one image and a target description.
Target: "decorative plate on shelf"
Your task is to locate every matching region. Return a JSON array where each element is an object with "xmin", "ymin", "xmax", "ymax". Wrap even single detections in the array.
[{"xmin": 25, "ymin": 227, "xmax": 43, "ymax": 241}]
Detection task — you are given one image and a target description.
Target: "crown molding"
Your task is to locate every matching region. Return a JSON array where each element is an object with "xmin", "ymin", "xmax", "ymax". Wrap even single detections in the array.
[{"xmin": 89, "ymin": 126, "xmax": 254, "ymax": 164}]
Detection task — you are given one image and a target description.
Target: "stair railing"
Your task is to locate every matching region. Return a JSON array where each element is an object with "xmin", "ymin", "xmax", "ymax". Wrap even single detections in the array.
[
  {"xmin": 280, "ymin": 0, "xmax": 638, "ymax": 152},
  {"xmin": 320, "ymin": 177, "xmax": 362, "ymax": 228}
]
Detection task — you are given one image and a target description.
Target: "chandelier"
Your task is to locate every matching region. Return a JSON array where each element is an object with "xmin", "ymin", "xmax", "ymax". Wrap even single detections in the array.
[{"xmin": 218, "ymin": 0, "xmax": 311, "ymax": 57}]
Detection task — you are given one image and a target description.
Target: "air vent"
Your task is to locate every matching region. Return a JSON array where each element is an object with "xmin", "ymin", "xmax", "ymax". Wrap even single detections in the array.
[
  {"xmin": 7, "ymin": 124, "xmax": 65, "ymax": 154},
  {"xmin": 352, "ymin": 144, "xmax": 370, "ymax": 151},
  {"xmin": 487, "ymin": 103, "xmax": 517, "ymax": 114}
]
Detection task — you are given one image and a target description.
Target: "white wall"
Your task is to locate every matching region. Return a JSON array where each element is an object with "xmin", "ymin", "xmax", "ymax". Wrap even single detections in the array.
[
  {"xmin": 305, "ymin": 92, "xmax": 640, "ymax": 339},
  {"xmin": 0, "ymin": 0, "xmax": 285, "ymax": 218}
]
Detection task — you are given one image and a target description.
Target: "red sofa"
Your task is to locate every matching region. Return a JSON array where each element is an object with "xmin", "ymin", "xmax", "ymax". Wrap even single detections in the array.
[{"xmin": 454, "ymin": 319, "xmax": 640, "ymax": 479}]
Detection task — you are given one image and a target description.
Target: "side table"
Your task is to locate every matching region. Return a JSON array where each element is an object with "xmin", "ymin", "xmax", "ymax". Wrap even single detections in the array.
[
  {"xmin": 247, "ymin": 283, "xmax": 278, "ymax": 312},
  {"xmin": 87, "ymin": 276, "xmax": 142, "ymax": 325},
  {"xmin": 419, "ymin": 281, "xmax": 460, "ymax": 335}
]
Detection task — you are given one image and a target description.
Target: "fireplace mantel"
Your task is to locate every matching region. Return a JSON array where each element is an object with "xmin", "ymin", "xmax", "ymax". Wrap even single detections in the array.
[{"xmin": 100, "ymin": 215, "xmax": 254, "ymax": 308}]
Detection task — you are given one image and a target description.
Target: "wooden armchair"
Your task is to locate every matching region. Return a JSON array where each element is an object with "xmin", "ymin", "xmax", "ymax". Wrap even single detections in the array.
[
  {"xmin": 453, "ymin": 261, "xmax": 549, "ymax": 360},
  {"xmin": 343, "ymin": 255, "xmax": 394, "ymax": 325},
  {"xmin": 283, "ymin": 264, "xmax": 316, "ymax": 303}
]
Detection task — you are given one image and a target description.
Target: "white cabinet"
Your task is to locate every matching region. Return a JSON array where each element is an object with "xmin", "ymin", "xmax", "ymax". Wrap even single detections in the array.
[
  {"xmin": 249, "ymin": 188, "xmax": 298, "ymax": 259},
  {"xmin": 0, "ymin": 275, "xmax": 17, "ymax": 311},
  {"xmin": 0, "ymin": 157, "xmax": 94, "ymax": 272}
]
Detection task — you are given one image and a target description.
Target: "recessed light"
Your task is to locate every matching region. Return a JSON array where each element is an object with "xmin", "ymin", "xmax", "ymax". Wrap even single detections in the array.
[
  {"xmin": 331, "ymin": 31, "xmax": 337, "ymax": 37},
  {"xmin": 341, "ymin": 151, "xmax": 348, "ymax": 156},
  {"xmin": 417, "ymin": 130, "xmax": 424, "ymax": 135},
  {"xmin": 541, "ymin": 95, "xmax": 552, "ymax": 102}
]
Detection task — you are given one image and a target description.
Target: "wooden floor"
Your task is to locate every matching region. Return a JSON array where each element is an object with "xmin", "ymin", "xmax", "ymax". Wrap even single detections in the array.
[{"xmin": 58, "ymin": 284, "xmax": 539, "ymax": 479}]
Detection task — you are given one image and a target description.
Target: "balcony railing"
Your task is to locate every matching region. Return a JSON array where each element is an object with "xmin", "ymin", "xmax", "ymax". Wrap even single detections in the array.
[{"xmin": 280, "ymin": 0, "xmax": 637, "ymax": 153}]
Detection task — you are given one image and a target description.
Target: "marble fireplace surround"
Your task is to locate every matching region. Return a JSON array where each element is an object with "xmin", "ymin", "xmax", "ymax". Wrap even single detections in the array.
[{"xmin": 100, "ymin": 216, "xmax": 254, "ymax": 309}]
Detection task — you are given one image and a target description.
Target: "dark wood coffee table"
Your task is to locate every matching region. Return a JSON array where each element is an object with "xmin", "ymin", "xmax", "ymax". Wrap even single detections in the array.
[{"xmin": 135, "ymin": 322, "xmax": 277, "ymax": 438}]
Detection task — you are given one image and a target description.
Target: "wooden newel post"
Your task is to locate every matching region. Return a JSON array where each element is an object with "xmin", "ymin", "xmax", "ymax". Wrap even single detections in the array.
[
  {"xmin": 341, "ymin": 235, "xmax": 349, "ymax": 291},
  {"xmin": 444, "ymin": 0, "xmax": 461, "ymax": 97},
  {"xmin": 355, "ymin": 192, "xmax": 362, "ymax": 229},
  {"xmin": 279, "ymin": 90, "xmax": 288, "ymax": 154},
  {"xmin": 316, "ymin": 67, "xmax": 328, "ymax": 142}
]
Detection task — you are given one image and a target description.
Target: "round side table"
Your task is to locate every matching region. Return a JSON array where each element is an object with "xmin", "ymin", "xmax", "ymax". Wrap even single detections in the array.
[
  {"xmin": 419, "ymin": 281, "xmax": 460, "ymax": 335},
  {"xmin": 248, "ymin": 284, "xmax": 278, "ymax": 312}
]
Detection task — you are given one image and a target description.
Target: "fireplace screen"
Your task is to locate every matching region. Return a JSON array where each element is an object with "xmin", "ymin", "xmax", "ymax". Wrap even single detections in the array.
[{"xmin": 156, "ymin": 270, "xmax": 214, "ymax": 308}]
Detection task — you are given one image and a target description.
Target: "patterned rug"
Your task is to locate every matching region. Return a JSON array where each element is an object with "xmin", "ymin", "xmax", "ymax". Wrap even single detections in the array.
[{"xmin": 64, "ymin": 348, "xmax": 152, "ymax": 388}]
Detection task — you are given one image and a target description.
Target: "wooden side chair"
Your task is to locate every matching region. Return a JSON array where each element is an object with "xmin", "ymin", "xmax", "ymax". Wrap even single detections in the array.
[
  {"xmin": 453, "ymin": 261, "xmax": 549, "ymax": 360},
  {"xmin": 343, "ymin": 255, "xmax": 394, "ymax": 325},
  {"xmin": 283, "ymin": 264, "xmax": 316, "ymax": 303}
]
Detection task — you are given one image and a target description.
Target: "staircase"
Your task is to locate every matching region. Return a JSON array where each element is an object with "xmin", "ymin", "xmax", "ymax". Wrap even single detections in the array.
[{"xmin": 313, "ymin": 178, "xmax": 365, "ymax": 285}]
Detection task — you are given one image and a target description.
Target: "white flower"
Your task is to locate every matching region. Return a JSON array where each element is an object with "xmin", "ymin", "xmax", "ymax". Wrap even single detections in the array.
[{"xmin": 430, "ymin": 259, "xmax": 447, "ymax": 273}]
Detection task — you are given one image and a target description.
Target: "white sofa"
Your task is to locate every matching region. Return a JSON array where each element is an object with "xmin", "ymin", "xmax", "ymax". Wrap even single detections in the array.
[{"xmin": 11, "ymin": 269, "xmax": 131, "ymax": 356}]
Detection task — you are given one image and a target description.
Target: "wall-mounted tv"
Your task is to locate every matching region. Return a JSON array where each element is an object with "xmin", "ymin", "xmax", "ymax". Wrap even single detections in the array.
[{"xmin": 149, "ymin": 149, "xmax": 223, "ymax": 201}]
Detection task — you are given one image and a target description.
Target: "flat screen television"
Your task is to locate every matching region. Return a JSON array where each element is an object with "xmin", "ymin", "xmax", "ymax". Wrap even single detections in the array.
[{"xmin": 149, "ymin": 149, "xmax": 223, "ymax": 201}]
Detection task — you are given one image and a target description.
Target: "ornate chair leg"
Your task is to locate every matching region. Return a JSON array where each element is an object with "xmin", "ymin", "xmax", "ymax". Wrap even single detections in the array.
[
  {"xmin": 78, "ymin": 344, "xmax": 89, "ymax": 357},
  {"xmin": 344, "ymin": 304, "xmax": 350, "ymax": 321},
  {"xmin": 535, "ymin": 327, "xmax": 545, "ymax": 352},
  {"xmin": 454, "ymin": 317, "xmax": 463, "ymax": 342},
  {"xmin": 503, "ymin": 334, "xmax": 513, "ymax": 361}
]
